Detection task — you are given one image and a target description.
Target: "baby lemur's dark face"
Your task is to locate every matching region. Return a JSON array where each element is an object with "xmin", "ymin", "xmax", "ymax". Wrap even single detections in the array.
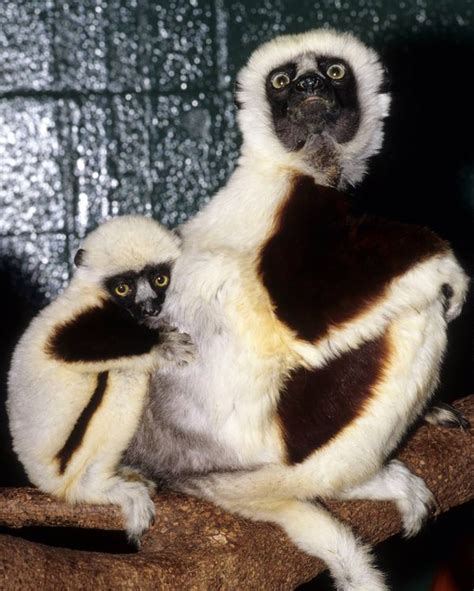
[{"xmin": 104, "ymin": 263, "xmax": 172, "ymax": 323}]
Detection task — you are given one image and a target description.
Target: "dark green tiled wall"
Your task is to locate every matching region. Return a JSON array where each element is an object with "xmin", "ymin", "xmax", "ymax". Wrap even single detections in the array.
[{"xmin": 0, "ymin": 0, "xmax": 472, "ymax": 303}]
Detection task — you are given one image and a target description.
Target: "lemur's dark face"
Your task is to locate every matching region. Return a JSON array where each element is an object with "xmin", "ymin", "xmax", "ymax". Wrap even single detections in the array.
[
  {"xmin": 265, "ymin": 53, "xmax": 360, "ymax": 152},
  {"xmin": 104, "ymin": 263, "xmax": 172, "ymax": 323}
]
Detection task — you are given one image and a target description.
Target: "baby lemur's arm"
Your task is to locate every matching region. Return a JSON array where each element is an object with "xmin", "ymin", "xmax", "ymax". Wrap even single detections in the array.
[{"xmin": 46, "ymin": 300, "xmax": 193, "ymax": 373}]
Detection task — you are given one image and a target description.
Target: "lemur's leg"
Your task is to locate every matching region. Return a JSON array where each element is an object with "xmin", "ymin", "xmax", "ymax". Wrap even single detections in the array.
[
  {"xmin": 311, "ymin": 296, "xmax": 450, "ymax": 493},
  {"xmin": 306, "ymin": 302, "xmax": 445, "ymax": 539},
  {"xmin": 257, "ymin": 500, "xmax": 387, "ymax": 591},
  {"xmin": 58, "ymin": 373, "xmax": 157, "ymax": 545},
  {"xmin": 336, "ymin": 460, "xmax": 434, "ymax": 538}
]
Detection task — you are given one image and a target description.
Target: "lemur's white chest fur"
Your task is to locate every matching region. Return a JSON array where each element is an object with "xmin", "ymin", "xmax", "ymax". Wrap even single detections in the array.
[{"xmin": 150, "ymin": 163, "xmax": 297, "ymax": 471}]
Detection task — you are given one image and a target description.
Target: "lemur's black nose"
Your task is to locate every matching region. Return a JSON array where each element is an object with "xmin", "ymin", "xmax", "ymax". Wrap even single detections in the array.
[
  {"xmin": 140, "ymin": 299, "xmax": 162, "ymax": 317},
  {"xmin": 294, "ymin": 73, "xmax": 325, "ymax": 94}
]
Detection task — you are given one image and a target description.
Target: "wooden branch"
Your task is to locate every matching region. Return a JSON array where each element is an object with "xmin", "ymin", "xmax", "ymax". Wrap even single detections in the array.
[{"xmin": 0, "ymin": 396, "xmax": 472, "ymax": 590}]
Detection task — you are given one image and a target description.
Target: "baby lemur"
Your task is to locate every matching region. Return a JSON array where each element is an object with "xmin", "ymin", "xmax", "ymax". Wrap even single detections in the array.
[{"xmin": 7, "ymin": 215, "xmax": 194, "ymax": 542}]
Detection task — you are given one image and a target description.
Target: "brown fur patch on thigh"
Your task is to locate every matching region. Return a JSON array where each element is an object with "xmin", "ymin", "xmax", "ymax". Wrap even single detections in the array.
[{"xmin": 278, "ymin": 334, "xmax": 389, "ymax": 464}]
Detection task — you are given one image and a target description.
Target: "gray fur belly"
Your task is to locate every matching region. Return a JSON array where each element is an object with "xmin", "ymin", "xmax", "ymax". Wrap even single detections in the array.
[
  {"xmin": 124, "ymin": 261, "xmax": 285, "ymax": 480},
  {"xmin": 124, "ymin": 368, "xmax": 247, "ymax": 479}
]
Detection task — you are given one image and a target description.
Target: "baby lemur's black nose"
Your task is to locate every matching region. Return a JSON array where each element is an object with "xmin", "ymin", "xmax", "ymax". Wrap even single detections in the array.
[
  {"xmin": 139, "ymin": 299, "xmax": 162, "ymax": 317},
  {"xmin": 294, "ymin": 73, "xmax": 325, "ymax": 94}
]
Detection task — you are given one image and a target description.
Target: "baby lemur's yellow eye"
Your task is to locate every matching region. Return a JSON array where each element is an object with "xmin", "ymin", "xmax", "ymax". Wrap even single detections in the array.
[
  {"xmin": 115, "ymin": 283, "xmax": 130, "ymax": 297},
  {"xmin": 154, "ymin": 274, "xmax": 169, "ymax": 288}
]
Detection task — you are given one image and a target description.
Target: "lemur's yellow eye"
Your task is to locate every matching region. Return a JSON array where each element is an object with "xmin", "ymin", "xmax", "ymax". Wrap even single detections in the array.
[
  {"xmin": 115, "ymin": 283, "xmax": 130, "ymax": 297},
  {"xmin": 271, "ymin": 72, "xmax": 291, "ymax": 89},
  {"xmin": 326, "ymin": 64, "xmax": 346, "ymax": 80},
  {"xmin": 154, "ymin": 274, "xmax": 169, "ymax": 288}
]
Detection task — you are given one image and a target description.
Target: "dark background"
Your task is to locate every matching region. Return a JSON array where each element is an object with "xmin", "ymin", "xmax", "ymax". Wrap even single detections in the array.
[{"xmin": 0, "ymin": 1, "xmax": 472, "ymax": 589}]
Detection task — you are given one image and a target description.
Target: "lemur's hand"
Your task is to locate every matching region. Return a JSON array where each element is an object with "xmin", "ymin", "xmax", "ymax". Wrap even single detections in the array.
[{"xmin": 153, "ymin": 322, "xmax": 196, "ymax": 367}]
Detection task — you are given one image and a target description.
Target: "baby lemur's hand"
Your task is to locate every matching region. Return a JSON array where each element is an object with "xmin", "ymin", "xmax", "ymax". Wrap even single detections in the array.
[{"xmin": 154, "ymin": 322, "xmax": 196, "ymax": 366}]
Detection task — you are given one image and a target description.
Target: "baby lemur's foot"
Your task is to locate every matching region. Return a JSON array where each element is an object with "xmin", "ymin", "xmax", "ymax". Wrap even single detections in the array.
[
  {"xmin": 108, "ymin": 478, "xmax": 156, "ymax": 546},
  {"xmin": 118, "ymin": 465, "xmax": 157, "ymax": 494}
]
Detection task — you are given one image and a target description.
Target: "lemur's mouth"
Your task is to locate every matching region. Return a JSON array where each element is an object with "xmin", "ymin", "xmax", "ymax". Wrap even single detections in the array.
[
  {"xmin": 144, "ymin": 310, "xmax": 161, "ymax": 318},
  {"xmin": 302, "ymin": 96, "xmax": 325, "ymax": 103},
  {"xmin": 289, "ymin": 97, "xmax": 337, "ymax": 128},
  {"xmin": 140, "ymin": 306, "xmax": 162, "ymax": 318},
  {"xmin": 299, "ymin": 94, "xmax": 335, "ymax": 110},
  {"xmin": 129, "ymin": 304, "xmax": 163, "ymax": 323}
]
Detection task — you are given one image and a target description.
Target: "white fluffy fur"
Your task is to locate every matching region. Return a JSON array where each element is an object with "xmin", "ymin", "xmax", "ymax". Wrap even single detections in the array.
[
  {"xmin": 78, "ymin": 215, "xmax": 181, "ymax": 283},
  {"xmin": 132, "ymin": 30, "xmax": 469, "ymax": 589},
  {"xmin": 7, "ymin": 215, "xmax": 182, "ymax": 541}
]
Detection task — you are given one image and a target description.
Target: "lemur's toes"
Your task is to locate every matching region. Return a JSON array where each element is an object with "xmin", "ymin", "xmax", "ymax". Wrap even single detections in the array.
[
  {"xmin": 387, "ymin": 461, "xmax": 435, "ymax": 538},
  {"xmin": 118, "ymin": 465, "xmax": 157, "ymax": 493},
  {"xmin": 115, "ymin": 480, "xmax": 156, "ymax": 547},
  {"xmin": 424, "ymin": 402, "xmax": 470, "ymax": 430}
]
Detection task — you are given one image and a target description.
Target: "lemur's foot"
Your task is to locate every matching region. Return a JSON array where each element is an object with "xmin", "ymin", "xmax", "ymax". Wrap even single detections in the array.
[
  {"xmin": 437, "ymin": 253, "xmax": 469, "ymax": 322},
  {"xmin": 424, "ymin": 402, "xmax": 470, "ymax": 430},
  {"xmin": 389, "ymin": 460, "xmax": 435, "ymax": 538},
  {"xmin": 118, "ymin": 465, "xmax": 157, "ymax": 494},
  {"xmin": 109, "ymin": 479, "xmax": 156, "ymax": 546}
]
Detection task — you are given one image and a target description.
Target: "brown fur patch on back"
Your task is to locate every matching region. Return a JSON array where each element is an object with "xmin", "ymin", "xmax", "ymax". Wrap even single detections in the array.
[
  {"xmin": 278, "ymin": 334, "xmax": 389, "ymax": 464},
  {"xmin": 56, "ymin": 371, "xmax": 109, "ymax": 474},
  {"xmin": 259, "ymin": 175, "xmax": 449, "ymax": 342},
  {"xmin": 46, "ymin": 299, "xmax": 161, "ymax": 362}
]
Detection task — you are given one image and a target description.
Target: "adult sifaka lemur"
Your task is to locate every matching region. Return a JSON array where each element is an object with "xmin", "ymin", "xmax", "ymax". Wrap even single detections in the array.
[{"xmin": 124, "ymin": 30, "xmax": 469, "ymax": 590}]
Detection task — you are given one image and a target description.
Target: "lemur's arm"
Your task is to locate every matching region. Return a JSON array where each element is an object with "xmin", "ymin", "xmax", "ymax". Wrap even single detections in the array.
[
  {"xmin": 293, "ymin": 249, "xmax": 468, "ymax": 370},
  {"xmin": 46, "ymin": 301, "xmax": 192, "ymax": 373}
]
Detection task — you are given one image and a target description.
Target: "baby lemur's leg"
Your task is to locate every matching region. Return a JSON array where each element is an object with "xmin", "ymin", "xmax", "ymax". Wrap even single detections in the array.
[
  {"xmin": 100, "ymin": 475, "xmax": 156, "ymax": 544},
  {"xmin": 60, "ymin": 372, "xmax": 157, "ymax": 544}
]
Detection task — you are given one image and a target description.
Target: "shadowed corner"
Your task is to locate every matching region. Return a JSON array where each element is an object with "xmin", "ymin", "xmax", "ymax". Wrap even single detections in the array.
[
  {"xmin": 353, "ymin": 36, "xmax": 474, "ymax": 402},
  {"xmin": 0, "ymin": 261, "xmax": 47, "ymax": 488}
]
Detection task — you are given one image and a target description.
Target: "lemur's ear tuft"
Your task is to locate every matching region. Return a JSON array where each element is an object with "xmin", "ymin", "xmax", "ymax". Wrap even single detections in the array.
[
  {"xmin": 74, "ymin": 249, "xmax": 86, "ymax": 267},
  {"xmin": 234, "ymin": 80, "xmax": 243, "ymax": 110},
  {"xmin": 171, "ymin": 228, "xmax": 183, "ymax": 246},
  {"xmin": 379, "ymin": 64, "xmax": 391, "ymax": 94}
]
